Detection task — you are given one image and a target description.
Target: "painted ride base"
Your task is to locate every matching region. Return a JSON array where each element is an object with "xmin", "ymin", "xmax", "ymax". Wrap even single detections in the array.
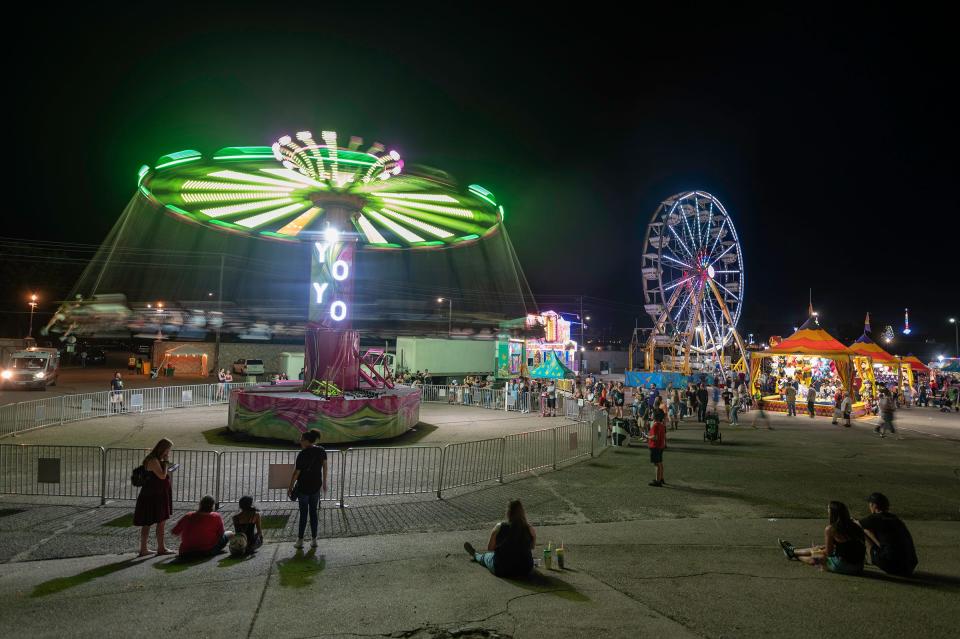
[
  {"xmin": 757, "ymin": 396, "xmax": 867, "ymax": 418},
  {"xmin": 228, "ymin": 384, "xmax": 421, "ymax": 444}
]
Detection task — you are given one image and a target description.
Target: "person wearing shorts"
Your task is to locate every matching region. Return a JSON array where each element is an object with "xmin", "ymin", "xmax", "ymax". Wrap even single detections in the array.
[
  {"xmin": 612, "ymin": 382, "xmax": 625, "ymax": 418},
  {"xmin": 546, "ymin": 381, "xmax": 557, "ymax": 417},
  {"xmin": 647, "ymin": 418, "xmax": 666, "ymax": 487}
]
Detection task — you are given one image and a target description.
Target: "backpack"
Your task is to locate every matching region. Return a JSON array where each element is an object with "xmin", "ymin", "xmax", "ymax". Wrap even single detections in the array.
[{"xmin": 131, "ymin": 465, "xmax": 149, "ymax": 487}]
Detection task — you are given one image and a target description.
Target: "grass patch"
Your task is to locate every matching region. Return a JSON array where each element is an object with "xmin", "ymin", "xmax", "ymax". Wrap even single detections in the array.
[
  {"xmin": 102, "ymin": 513, "xmax": 135, "ymax": 528},
  {"xmin": 0, "ymin": 508, "xmax": 25, "ymax": 518},
  {"xmin": 277, "ymin": 549, "xmax": 326, "ymax": 587},
  {"xmin": 32, "ymin": 559, "xmax": 139, "ymax": 597},
  {"xmin": 261, "ymin": 514, "xmax": 290, "ymax": 530},
  {"xmin": 201, "ymin": 427, "xmax": 295, "ymax": 449}
]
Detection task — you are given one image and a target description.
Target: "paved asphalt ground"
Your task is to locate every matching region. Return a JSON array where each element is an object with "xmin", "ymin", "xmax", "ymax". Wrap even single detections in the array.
[{"xmin": 1, "ymin": 397, "xmax": 958, "ymax": 638}]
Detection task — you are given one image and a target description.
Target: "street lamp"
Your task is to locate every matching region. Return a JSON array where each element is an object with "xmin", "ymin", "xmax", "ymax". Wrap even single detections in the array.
[
  {"xmin": 437, "ymin": 297, "xmax": 452, "ymax": 337},
  {"xmin": 950, "ymin": 318, "xmax": 958, "ymax": 358},
  {"xmin": 27, "ymin": 294, "xmax": 38, "ymax": 337}
]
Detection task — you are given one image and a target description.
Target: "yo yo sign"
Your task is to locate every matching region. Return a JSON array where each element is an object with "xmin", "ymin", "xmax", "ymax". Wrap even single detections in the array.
[{"xmin": 310, "ymin": 229, "xmax": 355, "ymax": 328}]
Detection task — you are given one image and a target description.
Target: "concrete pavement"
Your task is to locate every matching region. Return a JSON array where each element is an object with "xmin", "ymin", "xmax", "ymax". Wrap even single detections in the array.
[{"xmin": 1, "ymin": 404, "xmax": 958, "ymax": 637}]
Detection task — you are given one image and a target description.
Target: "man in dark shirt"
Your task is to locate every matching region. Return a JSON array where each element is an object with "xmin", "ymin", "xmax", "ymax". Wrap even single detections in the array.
[
  {"xmin": 696, "ymin": 384, "xmax": 709, "ymax": 422},
  {"xmin": 859, "ymin": 492, "xmax": 918, "ymax": 576}
]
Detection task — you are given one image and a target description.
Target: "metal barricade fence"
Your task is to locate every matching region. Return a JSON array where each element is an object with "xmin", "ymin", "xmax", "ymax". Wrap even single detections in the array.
[
  {"xmin": 0, "ymin": 403, "xmax": 16, "ymax": 437},
  {"xmin": 219, "ymin": 449, "xmax": 342, "ymax": 504},
  {"xmin": 440, "ymin": 438, "xmax": 504, "ymax": 492},
  {"xmin": 557, "ymin": 421, "xmax": 592, "ymax": 463},
  {"xmin": 503, "ymin": 428, "xmax": 556, "ymax": 476},
  {"xmin": 0, "ymin": 444, "xmax": 103, "ymax": 497},
  {"xmin": 341, "ymin": 446, "xmax": 442, "ymax": 497},
  {"xmin": 419, "ymin": 384, "xmax": 445, "ymax": 403},
  {"xmin": 103, "ymin": 447, "xmax": 219, "ymax": 503},
  {"xmin": 14, "ymin": 396, "xmax": 63, "ymax": 432},
  {"xmin": 61, "ymin": 390, "xmax": 109, "ymax": 423}
]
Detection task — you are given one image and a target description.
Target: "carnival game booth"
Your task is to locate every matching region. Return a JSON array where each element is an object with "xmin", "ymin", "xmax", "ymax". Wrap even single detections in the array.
[
  {"xmin": 848, "ymin": 333, "xmax": 898, "ymax": 401},
  {"xmin": 751, "ymin": 324, "xmax": 866, "ymax": 417},
  {"xmin": 156, "ymin": 344, "xmax": 210, "ymax": 377},
  {"xmin": 902, "ymin": 354, "xmax": 930, "ymax": 391}
]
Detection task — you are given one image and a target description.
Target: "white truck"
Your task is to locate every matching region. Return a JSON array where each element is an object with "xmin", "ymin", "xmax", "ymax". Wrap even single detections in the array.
[{"xmin": 1, "ymin": 347, "xmax": 61, "ymax": 390}]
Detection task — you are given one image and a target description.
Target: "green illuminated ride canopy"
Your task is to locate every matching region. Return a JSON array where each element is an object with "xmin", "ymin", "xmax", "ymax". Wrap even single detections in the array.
[{"xmin": 140, "ymin": 131, "xmax": 504, "ymax": 248}]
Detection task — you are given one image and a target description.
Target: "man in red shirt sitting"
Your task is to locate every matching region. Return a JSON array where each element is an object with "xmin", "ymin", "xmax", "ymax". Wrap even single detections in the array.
[
  {"xmin": 648, "ymin": 417, "xmax": 666, "ymax": 487},
  {"xmin": 171, "ymin": 495, "xmax": 233, "ymax": 557}
]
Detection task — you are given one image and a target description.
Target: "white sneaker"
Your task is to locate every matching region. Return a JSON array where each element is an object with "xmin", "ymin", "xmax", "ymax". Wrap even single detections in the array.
[
  {"xmin": 294, "ymin": 538, "xmax": 304, "ymax": 549},
  {"xmin": 310, "ymin": 538, "xmax": 318, "ymax": 548}
]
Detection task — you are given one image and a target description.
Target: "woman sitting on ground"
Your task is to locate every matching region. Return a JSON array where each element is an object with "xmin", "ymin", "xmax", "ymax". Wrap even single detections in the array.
[
  {"xmin": 778, "ymin": 501, "xmax": 865, "ymax": 575},
  {"xmin": 231, "ymin": 496, "xmax": 264, "ymax": 555},
  {"xmin": 464, "ymin": 500, "xmax": 536, "ymax": 578}
]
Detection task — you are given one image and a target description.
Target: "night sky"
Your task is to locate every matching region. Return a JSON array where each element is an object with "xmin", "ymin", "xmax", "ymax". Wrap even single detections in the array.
[{"xmin": 4, "ymin": 4, "xmax": 957, "ymax": 358}]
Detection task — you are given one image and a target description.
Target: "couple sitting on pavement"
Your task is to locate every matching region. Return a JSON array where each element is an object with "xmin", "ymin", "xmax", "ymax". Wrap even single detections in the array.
[
  {"xmin": 778, "ymin": 493, "xmax": 918, "ymax": 577},
  {"xmin": 171, "ymin": 495, "xmax": 264, "ymax": 559}
]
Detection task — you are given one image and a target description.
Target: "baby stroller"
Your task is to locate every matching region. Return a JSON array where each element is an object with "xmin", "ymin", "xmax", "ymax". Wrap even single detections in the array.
[{"xmin": 703, "ymin": 412, "xmax": 722, "ymax": 444}]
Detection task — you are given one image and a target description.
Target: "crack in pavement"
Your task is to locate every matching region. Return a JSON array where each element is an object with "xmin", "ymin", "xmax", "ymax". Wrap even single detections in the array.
[
  {"xmin": 7, "ymin": 508, "xmax": 91, "ymax": 563},
  {"xmin": 246, "ymin": 543, "xmax": 280, "ymax": 639},
  {"xmin": 575, "ymin": 565, "xmax": 710, "ymax": 638}
]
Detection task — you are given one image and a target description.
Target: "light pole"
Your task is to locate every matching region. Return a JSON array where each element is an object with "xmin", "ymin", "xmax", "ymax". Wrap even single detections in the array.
[
  {"xmin": 27, "ymin": 294, "xmax": 38, "ymax": 337},
  {"xmin": 950, "ymin": 318, "xmax": 958, "ymax": 358},
  {"xmin": 437, "ymin": 297, "xmax": 452, "ymax": 337}
]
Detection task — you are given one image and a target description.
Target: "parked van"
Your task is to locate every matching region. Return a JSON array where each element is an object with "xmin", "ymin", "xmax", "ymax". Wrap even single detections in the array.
[
  {"xmin": 232, "ymin": 359, "xmax": 265, "ymax": 375},
  {"xmin": 1, "ymin": 347, "xmax": 61, "ymax": 390}
]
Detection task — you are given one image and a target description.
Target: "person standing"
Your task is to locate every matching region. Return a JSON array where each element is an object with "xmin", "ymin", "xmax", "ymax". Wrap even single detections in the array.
[
  {"xmin": 722, "ymin": 386, "xmax": 733, "ymax": 422},
  {"xmin": 287, "ymin": 429, "xmax": 328, "ymax": 548},
  {"xmin": 785, "ymin": 383, "xmax": 797, "ymax": 417},
  {"xmin": 831, "ymin": 390, "xmax": 844, "ymax": 425},
  {"xmin": 696, "ymin": 383, "xmax": 708, "ymax": 422},
  {"xmin": 134, "ymin": 438, "xmax": 175, "ymax": 556},
  {"xmin": 875, "ymin": 390, "xmax": 897, "ymax": 438},
  {"xmin": 730, "ymin": 385, "xmax": 740, "ymax": 425},
  {"xmin": 611, "ymin": 382, "xmax": 625, "ymax": 419},
  {"xmin": 546, "ymin": 379, "xmax": 557, "ymax": 417},
  {"xmin": 840, "ymin": 392, "xmax": 852, "ymax": 427},
  {"xmin": 647, "ymin": 412, "xmax": 667, "ymax": 487},
  {"xmin": 110, "ymin": 372, "xmax": 124, "ymax": 413},
  {"xmin": 806, "ymin": 386, "xmax": 816, "ymax": 418}
]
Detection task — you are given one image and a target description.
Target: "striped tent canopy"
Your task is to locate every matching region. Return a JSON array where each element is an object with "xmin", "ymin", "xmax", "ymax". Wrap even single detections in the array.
[
  {"xmin": 903, "ymin": 354, "xmax": 930, "ymax": 373},
  {"xmin": 765, "ymin": 326, "xmax": 854, "ymax": 357},
  {"xmin": 848, "ymin": 333, "xmax": 897, "ymax": 362}
]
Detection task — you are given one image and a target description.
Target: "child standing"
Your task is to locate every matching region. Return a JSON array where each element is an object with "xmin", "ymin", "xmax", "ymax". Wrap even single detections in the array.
[{"xmin": 648, "ymin": 417, "xmax": 666, "ymax": 487}]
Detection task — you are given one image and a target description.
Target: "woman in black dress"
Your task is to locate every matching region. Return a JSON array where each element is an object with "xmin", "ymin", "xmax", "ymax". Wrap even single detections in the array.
[{"xmin": 134, "ymin": 438, "xmax": 174, "ymax": 556}]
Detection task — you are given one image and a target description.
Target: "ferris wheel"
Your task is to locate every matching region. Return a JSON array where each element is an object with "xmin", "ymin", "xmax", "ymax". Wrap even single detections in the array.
[{"xmin": 640, "ymin": 191, "xmax": 745, "ymax": 366}]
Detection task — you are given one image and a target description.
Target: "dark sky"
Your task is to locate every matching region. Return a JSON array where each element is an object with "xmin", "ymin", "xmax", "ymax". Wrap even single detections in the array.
[{"xmin": 4, "ymin": 3, "xmax": 957, "ymax": 357}]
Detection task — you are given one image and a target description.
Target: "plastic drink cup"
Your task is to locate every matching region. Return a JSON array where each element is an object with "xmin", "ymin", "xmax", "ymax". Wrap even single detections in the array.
[
  {"xmin": 543, "ymin": 547, "xmax": 553, "ymax": 570},
  {"xmin": 556, "ymin": 546, "xmax": 565, "ymax": 569}
]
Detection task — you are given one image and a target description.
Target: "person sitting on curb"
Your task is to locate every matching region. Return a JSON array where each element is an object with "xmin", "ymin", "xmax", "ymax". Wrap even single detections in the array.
[
  {"xmin": 778, "ymin": 501, "xmax": 864, "ymax": 575},
  {"xmin": 464, "ymin": 500, "xmax": 536, "ymax": 579},
  {"xmin": 858, "ymin": 492, "xmax": 918, "ymax": 577},
  {"xmin": 231, "ymin": 496, "xmax": 264, "ymax": 555},
  {"xmin": 171, "ymin": 495, "xmax": 233, "ymax": 558}
]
